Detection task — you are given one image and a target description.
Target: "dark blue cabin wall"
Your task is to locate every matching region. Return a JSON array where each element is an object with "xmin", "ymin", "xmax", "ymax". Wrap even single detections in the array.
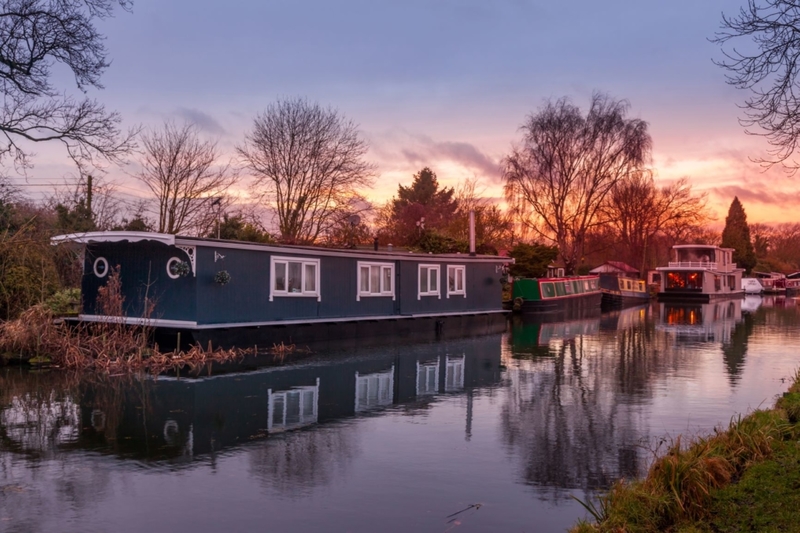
[
  {"xmin": 397, "ymin": 260, "xmax": 501, "ymax": 315},
  {"xmin": 82, "ymin": 242, "xmax": 197, "ymax": 322},
  {"xmin": 195, "ymin": 246, "xmax": 279, "ymax": 325},
  {"xmin": 83, "ymin": 241, "xmax": 504, "ymax": 325}
]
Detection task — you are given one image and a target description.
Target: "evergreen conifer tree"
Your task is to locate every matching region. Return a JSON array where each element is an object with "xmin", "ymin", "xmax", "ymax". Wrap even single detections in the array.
[{"xmin": 721, "ymin": 197, "xmax": 757, "ymax": 274}]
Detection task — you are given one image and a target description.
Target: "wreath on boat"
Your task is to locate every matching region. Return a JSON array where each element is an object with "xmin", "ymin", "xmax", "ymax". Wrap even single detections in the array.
[{"xmin": 214, "ymin": 270, "xmax": 231, "ymax": 285}]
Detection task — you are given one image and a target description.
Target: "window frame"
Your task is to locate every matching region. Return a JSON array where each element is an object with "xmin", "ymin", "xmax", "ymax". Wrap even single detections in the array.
[
  {"xmin": 356, "ymin": 261, "xmax": 395, "ymax": 301},
  {"xmin": 418, "ymin": 263, "xmax": 441, "ymax": 300},
  {"xmin": 446, "ymin": 264, "xmax": 466, "ymax": 298},
  {"xmin": 269, "ymin": 256, "xmax": 321, "ymax": 301}
]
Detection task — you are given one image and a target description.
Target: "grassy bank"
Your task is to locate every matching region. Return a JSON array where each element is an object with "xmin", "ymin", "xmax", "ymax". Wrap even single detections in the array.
[{"xmin": 571, "ymin": 371, "xmax": 800, "ymax": 533}]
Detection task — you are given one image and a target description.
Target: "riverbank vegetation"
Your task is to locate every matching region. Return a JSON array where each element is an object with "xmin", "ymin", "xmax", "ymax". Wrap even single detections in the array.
[
  {"xmin": 571, "ymin": 370, "xmax": 800, "ymax": 532},
  {"xmin": 0, "ymin": 269, "xmax": 248, "ymax": 374}
]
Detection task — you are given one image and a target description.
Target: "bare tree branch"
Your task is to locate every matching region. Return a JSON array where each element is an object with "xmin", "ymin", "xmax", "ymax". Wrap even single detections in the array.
[
  {"xmin": 0, "ymin": 0, "xmax": 136, "ymax": 173},
  {"xmin": 136, "ymin": 121, "xmax": 238, "ymax": 235},
  {"xmin": 713, "ymin": 0, "xmax": 800, "ymax": 171},
  {"xmin": 237, "ymin": 98, "xmax": 375, "ymax": 244}
]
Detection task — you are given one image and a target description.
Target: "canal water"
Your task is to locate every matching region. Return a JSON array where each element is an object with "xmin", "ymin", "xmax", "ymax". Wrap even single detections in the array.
[{"xmin": 2, "ymin": 296, "xmax": 799, "ymax": 532}]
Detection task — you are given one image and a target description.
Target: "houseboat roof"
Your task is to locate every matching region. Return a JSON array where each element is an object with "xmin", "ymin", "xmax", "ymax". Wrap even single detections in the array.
[
  {"xmin": 51, "ymin": 231, "xmax": 513, "ymax": 264},
  {"xmin": 671, "ymin": 244, "xmax": 735, "ymax": 251},
  {"xmin": 589, "ymin": 261, "xmax": 639, "ymax": 275}
]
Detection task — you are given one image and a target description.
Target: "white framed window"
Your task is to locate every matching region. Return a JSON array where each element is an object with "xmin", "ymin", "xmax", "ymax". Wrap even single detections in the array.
[
  {"xmin": 418, "ymin": 264, "xmax": 441, "ymax": 299},
  {"xmin": 446, "ymin": 265, "xmax": 466, "ymax": 298},
  {"xmin": 357, "ymin": 261, "xmax": 395, "ymax": 301},
  {"xmin": 270, "ymin": 256, "xmax": 321, "ymax": 301}
]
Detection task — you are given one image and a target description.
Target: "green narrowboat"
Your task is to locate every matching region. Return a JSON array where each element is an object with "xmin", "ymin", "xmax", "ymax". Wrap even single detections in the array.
[{"xmin": 511, "ymin": 275, "xmax": 602, "ymax": 313}]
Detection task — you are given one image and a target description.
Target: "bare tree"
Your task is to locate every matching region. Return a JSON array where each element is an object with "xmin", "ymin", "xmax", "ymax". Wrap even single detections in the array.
[
  {"xmin": 605, "ymin": 172, "xmax": 710, "ymax": 274},
  {"xmin": 448, "ymin": 177, "xmax": 513, "ymax": 250},
  {"xmin": 713, "ymin": 1, "xmax": 800, "ymax": 170},
  {"xmin": 237, "ymin": 98, "xmax": 375, "ymax": 244},
  {"xmin": 0, "ymin": 0, "xmax": 136, "ymax": 173},
  {"xmin": 503, "ymin": 93, "xmax": 651, "ymax": 274},
  {"xmin": 136, "ymin": 121, "xmax": 237, "ymax": 235}
]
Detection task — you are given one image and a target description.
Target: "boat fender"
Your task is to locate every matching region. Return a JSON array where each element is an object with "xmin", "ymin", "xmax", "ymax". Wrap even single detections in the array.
[{"xmin": 513, "ymin": 296, "xmax": 524, "ymax": 312}]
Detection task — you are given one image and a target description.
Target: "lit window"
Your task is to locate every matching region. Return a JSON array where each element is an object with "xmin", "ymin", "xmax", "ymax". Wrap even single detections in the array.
[
  {"xmin": 357, "ymin": 262, "xmax": 394, "ymax": 300},
  {"xmin": 270, "ymin": 256, "xmax": 320, "ymax": 301},
  {"xmin": 418, "ymin": 264, "xmax": 440, "ymax": 299},
  {"xmin": 446, "ymin": 265, "xmax": 466, "ymax": 298}
]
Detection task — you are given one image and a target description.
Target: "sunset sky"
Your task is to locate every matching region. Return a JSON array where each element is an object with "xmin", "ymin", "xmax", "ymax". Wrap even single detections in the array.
[{"xmin": 14, "ymin": 0, "xmax": 800, "ymax": 224}]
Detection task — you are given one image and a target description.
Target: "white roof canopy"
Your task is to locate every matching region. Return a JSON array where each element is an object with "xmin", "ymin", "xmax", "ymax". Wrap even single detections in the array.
[{"xmin": 51, "ymin": 231, "xmax": 176, "ymax": 246}]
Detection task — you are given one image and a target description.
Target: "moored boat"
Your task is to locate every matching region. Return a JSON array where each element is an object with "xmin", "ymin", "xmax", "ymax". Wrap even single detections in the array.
[
  {"xmin": 511, "ymin": 275, "xmax": 601, "ymax": 313},
  {"xmin": 656, "ymin": 244, "xmax": 744, "ymax": 302},
  {"xmin": 787, "ymin": 272, "xmax": 800, "ymax": 296},
  {"xmin": 590, "ymin": 261, "xmax": 650, "ymax": 308},
  {"xmin": 597, "ymin": 274, "xmax": 650, "ymax": 307},
  {"xmin": 741, "ymin": 277, "xmax": 764, "ymax": 294},
  {"xmin": 51, "ymin": 231, "xmax": 513, "ymax": 348},
  {"xmin": 754, "ymin": 271, "xmax": 787, "ymax": 294}
]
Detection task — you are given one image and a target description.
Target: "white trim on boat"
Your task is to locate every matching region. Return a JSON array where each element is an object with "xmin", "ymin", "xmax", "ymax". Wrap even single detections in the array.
[
  {"xmin": 77, "ymin": 315, "xmax": 197, "ymax": 328},
  {"xmin": 52, "ymin": 231, "xmax": 176, "ymax": 246},
  {"xmin": 75, "ymin": 310, "xmax": 507, "ymax": 330}
]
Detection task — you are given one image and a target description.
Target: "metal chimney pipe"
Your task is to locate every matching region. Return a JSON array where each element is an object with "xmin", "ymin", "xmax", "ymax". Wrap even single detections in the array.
[{"xmin": 469, "ymin": 210, "xmax": 476, "ymax": 256}]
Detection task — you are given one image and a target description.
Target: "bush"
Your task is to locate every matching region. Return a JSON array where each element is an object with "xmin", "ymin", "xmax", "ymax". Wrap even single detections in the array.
[{"xmin": 44, "ymin": 288, "xmax": 81, "ymax": 316}]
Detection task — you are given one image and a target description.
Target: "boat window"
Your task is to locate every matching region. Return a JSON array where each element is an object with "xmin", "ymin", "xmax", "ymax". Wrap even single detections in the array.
[
  {"xmin": 728, "ymin": 275, "xmax": 735, "ymax": 289},
  {"xmin": 93, "ymin": 257, "xmax": 109, "ymax": 278},
  {"xmin": 270, "ymin": 256, "xmax": 321, "ymax": 301},
  {"xmin": 541, "ymin": 282, "xmax": 556, "ymax": 298},
  {"xmin": 418, "ymin": 264, "xmax": 440, "ymax": 299},
  {"xmin": 666, "ymin": 271, "xmax": 703, "ymax": 290},
  {"xmin": 357, "ymin": 262, "xmax": 394, "ymax": 300},
  {"xmin": 625, "ymin": 280, "xmax": 632, "ymax": 290},
  {"xmin": 555, "ymin": 282, "xmax": 566, "ymax": 296},
  {"xmin": 446, "ymin": 265, "xmax": 466, "ymax": 298}
]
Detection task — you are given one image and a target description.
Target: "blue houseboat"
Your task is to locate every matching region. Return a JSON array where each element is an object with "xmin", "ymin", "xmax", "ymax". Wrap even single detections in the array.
[{"xmin": 52, "ymin": 232, "xmax": 512, "ymax": 347}]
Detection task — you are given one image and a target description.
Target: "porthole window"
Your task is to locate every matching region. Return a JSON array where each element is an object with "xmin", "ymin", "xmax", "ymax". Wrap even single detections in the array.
[
  {"xmin": 166, "ymin": 257, "xmax": 189, "ymax": 279},
  {"xmin": 93, "ymin": 257, "xmax": 109, "ymax": 278}
]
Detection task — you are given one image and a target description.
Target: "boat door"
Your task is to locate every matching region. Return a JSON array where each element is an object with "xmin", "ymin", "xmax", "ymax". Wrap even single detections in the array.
[{"xmin": 394, "ymin": 260, "xmax": 402, "ymax": 315}]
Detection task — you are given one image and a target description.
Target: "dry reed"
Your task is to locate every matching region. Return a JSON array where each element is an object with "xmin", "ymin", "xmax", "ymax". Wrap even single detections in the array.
[{"xmin": 0, "ymin": 268, "xmax": 250, "ymax": 374}]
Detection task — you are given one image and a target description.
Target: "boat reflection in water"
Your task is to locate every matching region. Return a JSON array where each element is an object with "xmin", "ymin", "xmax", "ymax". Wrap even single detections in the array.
[
  {"xmin": 657, "ymin": 299, "xmax": 743, "ymax": 343},
  {"xmin": 0, "ymin": 340, "xmax": 499, "ymax": 465}
]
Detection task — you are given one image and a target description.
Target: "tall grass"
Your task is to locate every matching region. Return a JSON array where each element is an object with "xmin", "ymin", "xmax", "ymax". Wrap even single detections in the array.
[{"xmin": 571, "ymin": 405, "xmax": 792, "ymax": 532}]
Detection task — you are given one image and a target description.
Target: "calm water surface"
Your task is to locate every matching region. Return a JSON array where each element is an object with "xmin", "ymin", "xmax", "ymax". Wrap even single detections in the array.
[{"xmin": 2, "ymin": 296, "xmax": 799, "ymax": 532}]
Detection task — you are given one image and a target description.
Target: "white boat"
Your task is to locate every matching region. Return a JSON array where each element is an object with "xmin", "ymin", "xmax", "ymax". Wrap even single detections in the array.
[
  {"xmin": 742, "ymin": 295, "xmax": 762, "ymax": 313},
  {"xmin": 741, "ymin": 277, "xmax": 763, "ymax": 294},
  {"xmin": 655, "ymin": 244, "xmax": 744, "ymax": 302}
]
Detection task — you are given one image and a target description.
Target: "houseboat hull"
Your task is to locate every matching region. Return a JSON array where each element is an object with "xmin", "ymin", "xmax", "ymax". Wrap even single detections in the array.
[
  {"xmin": 512, "ymin": 276, "xmax": 602, "ymax": 314},
  {"xmin": 147, "ymin": 311, "xmax": 510, "ymax": 351}
]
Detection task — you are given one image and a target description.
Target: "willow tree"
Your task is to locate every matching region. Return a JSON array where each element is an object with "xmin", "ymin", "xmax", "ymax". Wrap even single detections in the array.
[
  {"xmin": 237, "ymin": 98, "xmax": 374, "ymax": 244},
  {"xmin": 503, "ymin": 93, "xmax": 651, "ymax": 274}
]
